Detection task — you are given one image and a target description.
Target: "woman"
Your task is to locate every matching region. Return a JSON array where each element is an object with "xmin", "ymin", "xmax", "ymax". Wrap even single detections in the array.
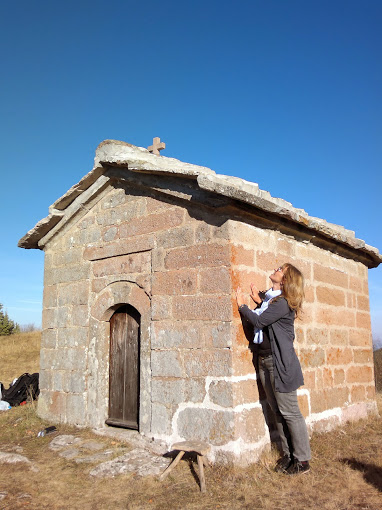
[{"xmin": 236, "ymin": 263, "xmax": 311, "ymax": 475}]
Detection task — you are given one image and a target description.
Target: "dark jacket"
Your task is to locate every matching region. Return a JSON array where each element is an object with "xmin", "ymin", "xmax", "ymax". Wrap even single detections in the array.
[{"xmin": 239, "ymin": 297, "xmax": 304, "ymax": 392}]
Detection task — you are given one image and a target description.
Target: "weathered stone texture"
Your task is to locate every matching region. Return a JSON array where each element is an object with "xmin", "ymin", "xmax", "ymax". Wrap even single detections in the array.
[{"xmin": 177, "ymin": 408, "xmax": 235, "ymax": 446}]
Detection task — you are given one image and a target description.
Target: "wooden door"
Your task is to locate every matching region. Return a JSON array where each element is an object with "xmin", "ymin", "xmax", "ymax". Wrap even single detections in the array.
[{"xmin": 106, "ymin": 305, "xmax": 140, "ymax": 430}]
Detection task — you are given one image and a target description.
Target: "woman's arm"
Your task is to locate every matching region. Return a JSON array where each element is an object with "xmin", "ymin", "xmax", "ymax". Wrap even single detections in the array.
[{"xmin": 239, "ymin": 298, "xmax": 290, "ymax": 328}]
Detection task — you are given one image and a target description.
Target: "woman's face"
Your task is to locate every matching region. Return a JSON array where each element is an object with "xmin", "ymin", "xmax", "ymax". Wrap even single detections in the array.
[{"xmin": 269, "ymin": 266, "xmax": 285, "ymax": 285}]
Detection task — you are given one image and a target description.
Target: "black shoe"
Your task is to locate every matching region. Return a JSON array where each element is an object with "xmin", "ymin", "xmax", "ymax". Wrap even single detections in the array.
[
  {"xmin": 274, "ymin": 455, "xmax": 293, "ymax": 473},
  {"xmin": 286, "ymin": 460, "xmax": 310, "ymax": 475}
]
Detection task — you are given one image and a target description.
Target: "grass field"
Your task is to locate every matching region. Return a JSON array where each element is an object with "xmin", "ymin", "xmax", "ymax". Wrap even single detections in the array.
[{"xmin": 0, "ymin": 332, "xmax": 381, "ymax": 510}]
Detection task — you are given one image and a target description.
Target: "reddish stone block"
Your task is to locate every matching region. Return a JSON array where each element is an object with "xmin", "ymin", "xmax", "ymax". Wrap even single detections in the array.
[
  {"xmin": 232, "ymin": 348, "xmax": 256, "ymax": 376},
  {"xmin": 152, "ymin": 269, "xmax": 197, "ymax": 296},
  {"xmin": 334, "ymin": 369, "xmax": 345, "ymax": 385},
  {"xmin": 231, "ymin": 270, "xmax": 267, "ymax": 295},
  {"xmin": 346, "ymin": 292, "xmax": 355, "ymax": 308},
  {"xmin": 366, "ymin": 385, "xmax": 376, "ymax": 399},
  {"xmin": 323, "ymin": 367, "xmax": 334, "ymax": 387},
  {"xmin": 316, "ymin": 286, "xmax": 345, "ymax": 307},
  {"xmin": 236, "ymin": 408, "xmax": 265, "ymax": 442},
  {"xmin": 119, "ymin": 208, "xmax": 184, "ymax": 238},
  {"xmin": 356, "ymin": 295, "xmax": 370, "ymax": 311},
  {"xmin": 304, "ymin": 286, "xmax": 315, "ymax": 303},
  {"xmin": 302, "ymin": 370, "xmax": 315, "ymax": 390},
  {"xmin": 316, "ymin": 308, "xmax": 355, "ymax": 327},
  {"xmin": 199, "ymin": 266, "xmax": 231, "ymax": 294},
  {"xmin": 172, "ymin": 295, "xmax": 232, "ymax": 321},
  {"xmin": 348, "ymin": 275, "xmax": 364, "ymax": 293},
  {"xmin": 256, "ymin": 252, "xmax": 282, "ymax": 272},
  {"xmin": 299, "ymin": 347, "xmax": 325, "ymax": 368},
  {"xmin": 277, "ymin": 238, "xmax": 295, "ymax": 256},
  {"xmin": 83, "ymin": 236, "xmax": 154, "ymax": 261},
  {"xmin": 326, "ymin": 347, "xmax": 353, "ymax": 365},
  {"xmin": 307, "ymin": 327, "xmax": 329, "ymax": 346},
  {"xmin": 165, "ymin": 244, "xmax": 230, "ymax": 270},
  {"xmin": 353, "ymin": 349, "xmax": 373, "ymax": 364},
  {"xmin": 349, "ymin": 330, "xmax": 372, "ymax": 347},
  {"xmin": 313, "ymin": 264, "xmax": 348, "ymax": 288},
  {"xmin": 92, "ymin": 252, "xmax": 151, "ymax": 277},
  {"xmin": 146, "ymin": 196, "xmax": 172, "ymax": 213},
  {"xmin": 231, "ymin": 245, "xmax": 255, "ymax": 266},
  {"xmin": 350, "ymin": 385, "xmax": 366, "ymax": 403},
  {"xmin": 233, "ymin": 379, "xmax": 259, "ymax": 406},
  {"xmin": 330, "ymin": 329, "xmax": 348, "ymax": 346},
  {"xmin": 346, "ymin": 365, "xmax": 373, "ymax": 384},
  {"xmin": 356, "ymin": 312, "xmax": 371, "ymax": 330}
]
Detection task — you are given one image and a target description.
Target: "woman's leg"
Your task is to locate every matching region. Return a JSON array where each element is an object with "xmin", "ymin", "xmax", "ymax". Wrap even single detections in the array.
[
  {"xmin": 273, "ymin": 389, "xmax": 311, "ymax": 462},
  {"xmin": 258, "ymin": 356, "xmax": 293, "ymax": 459}
]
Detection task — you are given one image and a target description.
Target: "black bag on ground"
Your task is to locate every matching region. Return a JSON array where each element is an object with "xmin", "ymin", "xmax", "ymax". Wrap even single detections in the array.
[{"xmin": 2, "ymin": 373, "xmax": 39, "ymax": 407}]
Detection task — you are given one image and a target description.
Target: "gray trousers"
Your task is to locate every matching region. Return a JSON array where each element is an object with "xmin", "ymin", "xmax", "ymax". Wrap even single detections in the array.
[{"xmin": 259, "ymin": 355, "xmax": 311, "ymax": 461}]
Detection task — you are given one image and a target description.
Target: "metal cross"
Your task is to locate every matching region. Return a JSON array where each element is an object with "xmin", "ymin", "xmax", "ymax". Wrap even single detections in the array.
[{"xmin": 148, "ymin": 137, "xmax": 166, "ymax": 155}]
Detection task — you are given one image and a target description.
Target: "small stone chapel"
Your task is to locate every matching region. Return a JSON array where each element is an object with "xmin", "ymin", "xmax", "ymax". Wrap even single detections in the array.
[{"xmin": 19, "ymin": 139, "xmax": 381, "ymax": 465}]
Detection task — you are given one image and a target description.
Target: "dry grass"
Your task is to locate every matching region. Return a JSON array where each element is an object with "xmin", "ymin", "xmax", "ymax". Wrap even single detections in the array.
[
  {"xmin": 0, "ymin": 331, "xmax": 41, "ymax": 386},
  {"xmin": 0, "ymin": 333, "xmax": 381, "ymax": 509}
]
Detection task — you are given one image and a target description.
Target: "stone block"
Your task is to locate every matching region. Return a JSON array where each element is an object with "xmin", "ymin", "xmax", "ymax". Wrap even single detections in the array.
[
  {"xmin": 39, "ymin": 369, "xmax": 52, "ymax": 391},
  {"xmin": 256, "ymin": 251, "xmax": 282, "ymax": 272},
  {"xmin": 157, "ymin": 226, "xmax": 194, "ymax": 249},
  {"xmin": 146, "ymin": 196, "xmax": 172, "ymax": 214},
  {"xmin": 334, "ymin": 368, "xmax": 345, "ymax": 385},
  {"xmin": 349, "ymin": 330, "xmax": 372, "ymax": 347},
  {"xmin": 101, "ymin": 189, "xmax": 126, "ymax": 209},
  {"xmin": 172, "ymin": 295, "xmax": 232, "ymax": 321},
  {"xmin": 151, "ymin": 296, "xmax": 172, "ymax": 321},
  {"xmin": 307, "ymin": 328, "xmax": 329, "ymax": 346},
  {"xmin": 43, "ymin": 285, "xmax": 57, "ymax": 308},
  {"xmin": 315, "ymin": 308, "xmax": 355, "ymax": 327},
  {"xmin": 152, "ymin": 269, "xmax": 197, "ymax": 295},
  {"xmin": 353, "ymin": 348, "xmax": 373, "ymax": 364},
  {"xmin": 316, "ymin": 286, "xmax": 345, "ymax": 307},
  {"xmin": 120, "ymin": 208, "xmax": 184, "ymax": 238},
  {"xmin": 199, "ymin": 267, "xmax": 231, "ymax": 294},
  {"xmin": 342, "ymin": 402, "xmax": 368, "ymax": 422},
  {"xmin": 64, "ymin": 372, "xmax": 86, "ymax": 394},
  {"xmin": 356, "ymin": 295, "xmax": 370, "ymax": 311},
  {"xmin": 49, "ymin": 391, "xmax": 67, "ymax": 422},
  {"xmin": 299, "ymin": 348, "xmax": 325, "ymax": 368},
  {"xmin": 66, "ymin": 393, "xmax": 86, "ymax": 425},
  {"xmin": 53, "ymin": 248, "xmax": 82, "ymax": 267},
  {"xmin": 232, "ymin": 347, "xmax": 256, "ymax": 376},
  {"xmin": 58, "ymin": 282, "xmax": 89, "ymax": 306},
  {"xmin": 236, "ymin": 407, "xmax": 266, "ymax": 442},
  {"xmin": 209, "ymin": 380, "xmax": 233, "ymax": 407},
  {"xmin": 326, "ymin": 347, "xmax": 353, "ymax": 366},
  {"xmin": 151, "ymin": 320, "xmax": 204, "ymax": 349},
  {"xmin": 312, "ymin": 415, "xmax": 340, "ymax": 433},
  {"xmin": 329, "ymin": 329, "xmax": 348, "ymax": 346},
  {"xmin": 234, "ymin": 379, "xmax": 259, "ymax": 405},
  {"xmin": 356, "ymin": 312, "xmax": 371, "ymax": 330},
  {"xmin": 92, "ymin": 252, "xmax": 151, "ymax": 277},
  {"xmin": 350, "ymin": 385, "xmax": 366, "ymax": 403},
  {"xmin": 72, "ymin": 305, "xmax": 89, "ymax": 327},
  {"xmin": 52, "ymin": 370, "xmax": 65, "ymax": 392},
  {"xmin": 151, "ymin": 247, "xmax": 165, "ymax": 272},
  {"xmin": 210, "ymin": 322, "xmax": 232, "ymax": 348},
  {"xmin": 313, "ymin": 264, "xmax": 348, "ymax": 289},
  {"xmin": 346, "ymin": 365, "xmax": 373, "ymax": 384},
  {"xmin": 45, "ymin": 265, "xmax": 91, "ymax": 285},
  {"xmin": 177, "ymin": 408, "xmax": 235, "ymax": 446},
  {"xmin": 151, "ymin": 351, "xmax": 183, "ymax": 377},
  {"xmin": 151, "ymin": 403, "xmax": 173, "ymax": 435},
  {"xmin": 183, "ymin": 349, "xmax": 232, "ymax": 377},
  {"xmin": 103, "ymin": 226, "xmax": 118, "ymax": 242},
  {"xmin": 231, "ymin": 245, "xmax": 255, "ymax": 266},
  {"xmin": 83, "ymin": 235, "xmax": 155, "ymax": 261},
  {"xmin": 231, "ymin": 269, "xmax": 267, "ymax": 295},
  {"xmin": 165, "ymin": 244, "xmax": 230, "ymax": 270},
  {"xmin": 58, "ymin": 327, "xmax": 88, "ymax": 348},
  {"xmin": 56, "ymin": 306, "xmax": 71, "ymax": 328},
  {"xmin": 41, "ymin": 329, "xmax": 57, "ymax": 349},
  {"xmin": 151, "ymin": 378, "xmax": 185, "ymax": 405},
  {"xmin": 277, "ymin": 238, "xmax": 296, "ymax": 256},
  {"xmin": 346, "ymin": 292, "xmax": 355, "ymax": 308},
  {"xmin": 302, "ymin": 370, "xmax": 315, "ymax": 390},
  {"xmin": 195, "ymin": 223, "xmax": 212, "ymax": 244},
  {"xmin": 42, "ymin": 308, "xmax": 57, "ymax": 330},
  {"xmin": 348, "ymin": 275, "xmax": 364, "ymax": 293}
]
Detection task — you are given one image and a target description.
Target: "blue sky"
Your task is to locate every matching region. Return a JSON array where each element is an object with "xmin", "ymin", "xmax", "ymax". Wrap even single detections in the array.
[{"xmin": 1, "ymin": 1, "xmax": 381, "ymax": 342}]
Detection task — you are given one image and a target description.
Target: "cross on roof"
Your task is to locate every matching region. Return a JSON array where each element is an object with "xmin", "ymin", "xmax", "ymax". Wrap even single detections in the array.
[{"xmin": 148, "ymin": 137, "xmax": 166, "ymax": 155}]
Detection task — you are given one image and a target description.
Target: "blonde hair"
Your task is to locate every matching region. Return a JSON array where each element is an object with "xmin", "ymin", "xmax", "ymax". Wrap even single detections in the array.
[{"xmin": 281, "ymin": 263, "xmax": 305, "ymax": 317}]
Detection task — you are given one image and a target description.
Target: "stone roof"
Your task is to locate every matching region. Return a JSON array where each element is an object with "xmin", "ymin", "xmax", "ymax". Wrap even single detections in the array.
[{"xmin": 18, "ymin": 139, "xmax": 382, "ymax": 268}]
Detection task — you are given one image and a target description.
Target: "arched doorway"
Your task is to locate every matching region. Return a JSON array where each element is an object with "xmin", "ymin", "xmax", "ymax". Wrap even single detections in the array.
[{"xmin": 106, "ymin": 304, "xmax": 140, "ymax": 430}]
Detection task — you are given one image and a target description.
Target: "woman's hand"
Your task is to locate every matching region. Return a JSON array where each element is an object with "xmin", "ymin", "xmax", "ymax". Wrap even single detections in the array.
[
  {"xmin": 235, "ymin": 287, "xmax": 245, "ymax": 308},
  {"xmin": 250, "ymin": 283, "xmax": 262, "ymax": 305}
]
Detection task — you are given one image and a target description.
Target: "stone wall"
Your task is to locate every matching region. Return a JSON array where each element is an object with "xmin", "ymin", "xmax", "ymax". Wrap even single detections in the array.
[{"xmin": 38, "ymin": 179, "xmax": 376, "ymax": 466}]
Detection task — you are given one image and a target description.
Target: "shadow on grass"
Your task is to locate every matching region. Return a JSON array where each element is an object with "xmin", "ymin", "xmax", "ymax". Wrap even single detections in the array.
[{"xmin": 341, "ymin": 458, "xmax": 382, "ymax": 492}]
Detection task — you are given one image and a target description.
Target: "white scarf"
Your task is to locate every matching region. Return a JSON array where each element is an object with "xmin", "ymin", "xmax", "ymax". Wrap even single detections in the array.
[{"xmin": 252, "ymin": 288, "xmax": 282, "ymax": 344}]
